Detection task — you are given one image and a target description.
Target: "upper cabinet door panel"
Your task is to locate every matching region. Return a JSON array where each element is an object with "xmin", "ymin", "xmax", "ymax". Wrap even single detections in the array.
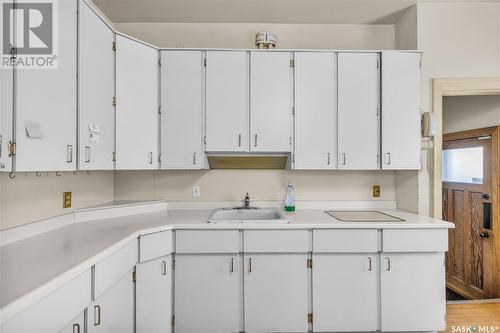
[
  {"xmin": 205, "ymin": 51, "xmax": 249, "ymax": 152},
  {"xmin": 115, "ymin": 35, "xmax": 159, "ymax": 170},
  {"xmin": 337, "ymin": 53, "xmax": 380, "ymax": 170},
  {"xmin": 161, "ymin": 51, "xmax": 203, "ymax": 170},
  {"xmin": 0, "ymin": 65, "xmax": 13, "ymax": 172},
  {"xmin": 250, "ymin": 52, "xmax": 293, "ymax": 152},
  {"xmin": 294, "ymin": 52, "xmax": 337, "ymax": 170},
  {"xmin": 381, "ymin": 52, "xmax": 421, "ymax": 170},
  {"xmin": 14, "ymin": 0, "xmax": 77, "ymax": 172},
  {"xmin": 78, "ymin": 1, "xmax": 115, "ymax": 170}
]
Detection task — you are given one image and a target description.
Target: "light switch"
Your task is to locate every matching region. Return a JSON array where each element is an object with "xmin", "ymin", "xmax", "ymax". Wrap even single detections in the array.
[{"xmin": 192, "ymin": 185, "xmax": 201, "ymax": 198}]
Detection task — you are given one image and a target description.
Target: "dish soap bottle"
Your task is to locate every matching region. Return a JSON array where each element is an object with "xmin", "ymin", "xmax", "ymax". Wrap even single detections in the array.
[{"xmin": 284, "ymin": 183, "xmax": 295, "ymax": 212}]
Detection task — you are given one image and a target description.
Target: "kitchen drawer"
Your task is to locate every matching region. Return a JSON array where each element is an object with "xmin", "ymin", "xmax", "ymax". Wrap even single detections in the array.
[
  {"xmin": 313, "ymin": 229, "xmax": 379, "ymax": 253},
  {"xmin": 93, "ymin": 239, "xmax": 138, "ymax": 299},
  {"xmin": 244, "ymin": 230, "xmax": 309, "ymax": 252},
  {"xmin": 382, "ymin": 229, "xmax": 448, "ymax": 252},
  {"xmin": 176, "ymin": 230, "xmax": 240, "ymax": 253},
  {"xmin": 1, "ymin": 270, "xmax": 91, "ymax": 333},
  {"xmin": 139, "ymin": 230, "xmax": 173, "ymax": 262}
]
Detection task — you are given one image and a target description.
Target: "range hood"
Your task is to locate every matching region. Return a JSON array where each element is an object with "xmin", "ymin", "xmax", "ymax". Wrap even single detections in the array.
[{"xmin": 206, "ymin": 153, "xmax": 290, "ymax": 169}]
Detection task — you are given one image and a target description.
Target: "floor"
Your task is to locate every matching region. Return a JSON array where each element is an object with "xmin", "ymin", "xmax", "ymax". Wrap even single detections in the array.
[{"xmin": 442, "ymin": 301, "xmax": 500, "ymax": 333}]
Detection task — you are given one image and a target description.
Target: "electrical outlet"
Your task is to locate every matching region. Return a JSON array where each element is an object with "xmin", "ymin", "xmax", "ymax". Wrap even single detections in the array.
[
  {"xmin": 373, "ymin": 185, "xmax": 381, "ymax": 198},
  {"xmin": 192, "ymin": 185, "xmax": 201, "ymax": 198},
  {"xmin": 63, "ymin": 192, "xmax": 72, "ymax": 208}
]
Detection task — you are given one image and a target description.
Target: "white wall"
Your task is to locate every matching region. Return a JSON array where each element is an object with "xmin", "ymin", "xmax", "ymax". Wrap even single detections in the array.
[
  {"xmin": 115, "ymin": 23, "xmax": 395, "ymax": 49},
  {"xmin": 114, "ymin": 170, "xmax": 396, "ymax": 203},
  {"xmin": 0, "ymin": 172, "xmax": 114, "ymax": 230},
  {"xmin": 395, "ymin": 5, "xmax": 417, "ymax": 50},
  {"xmin": 443, "ymin": 95, "xmax": 500, "ymax": 134}
]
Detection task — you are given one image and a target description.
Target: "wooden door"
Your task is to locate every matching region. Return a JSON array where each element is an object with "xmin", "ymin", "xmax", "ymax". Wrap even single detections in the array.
[
  {"xmin": 337, "ymin": 53, "xmax": 380, "ymax": 170},
  {"xmin": 205, "ymin": 51, "xmax": 249, "ymax": 152},
  {"xmin": 294, "ymin": 52, "xmax": 337, "ymax": 170},
  {"xmin": 250, "ymin": 52, "xmax": 293, "ymax": 152},
  {"xmin": 443, "ymin": 129, "xmax": 494, "ymax": 299},
  {"xmin": 244, "ymin": 254, "xmax": 309, "ymax": 333},
  {"xmin": 160, "ymin": 51, "xmax": 204, "ymax": 169}
]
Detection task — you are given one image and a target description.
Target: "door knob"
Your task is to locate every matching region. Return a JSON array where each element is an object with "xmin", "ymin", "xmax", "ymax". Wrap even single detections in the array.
[
  {"xmin": 482, "ymin": 193, "xmax": 490, "ymax": 200},
  {"xmin": 479, "ymin": 232, "xmax": 490, "ymax": 238}
]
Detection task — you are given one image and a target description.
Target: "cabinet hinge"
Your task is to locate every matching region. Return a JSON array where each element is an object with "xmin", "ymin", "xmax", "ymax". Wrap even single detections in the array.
[
  {"xmin": 419, "ymin": 60, "xmax": 422, "ymax": 69},
  {"xmin": 112, "ymin": 152, "xmax": 116, "ymax": 162},
  {"xmin": 112, "ymin": 97, "xmax": 116, "ymax": 107},
  {"xmin": 289, "ymin": 59, "xmax": 295, "ymax": 68},
  {"xmin": 376, "ymin": 60, "xmax": 380, "ymax": 69},
  {"xmin": 132, "ymin": 271, "xmax": 136, "ymax": 283},
  {"xmin": 171, "ymin": 315, "xmax": 175, "ymax": 327},
  {"xmin": 292, "ymin": 106, "xmax": 295, "ymax": 115},
  {"xmin": 203, "ymin": 58, "xmax": 206, "ymax": 67},
  {"xmin": 307, "ymin": 313, "xmax": 313, "ymax": 324},
  {"xmin": 159, "ymin": 58, "xmax": 161, "ymax": 66},
  {"xmin": 112, "ymin": 41, "xmax": 116, "ymax": 51},
  {"xmin": 203, "ymin": 136, "xmax": 207, "ymax": 145},
  {"xmin": 8, "ymin": 141, "xmax": 16, "ymax": 157},
  {"xmin": 158, "ymin": 106, "xmax": 162, "ymax": 115},
  {"xmin": 307, "ymin": 258, "xmax": 312, "ymax": 269},
  {"xmin": 172, "ymin": 259, "xmax": 176, "ymax": 270},
  {"xmin": 158, "ymin": 154, "xmax": 162, "ymax": 163},
  {"xmin": 292, "ymin": 153, "xmax": 295, "ymax": 163}
]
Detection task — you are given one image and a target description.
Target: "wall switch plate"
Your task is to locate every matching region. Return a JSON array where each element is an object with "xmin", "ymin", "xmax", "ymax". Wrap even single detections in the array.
[
  {"xmin": 63, "ymin": 192, "xmax": 72, "ymax": 208},
  {"xmin": 372, "ymin": 185, "xmax": 381, "ymax": 198},
  {"xmin": 192, "ymin": 185, "xmax": 201, "ymax": 198}
]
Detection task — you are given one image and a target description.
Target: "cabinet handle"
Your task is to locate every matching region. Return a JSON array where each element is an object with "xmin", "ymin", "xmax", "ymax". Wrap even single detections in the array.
[
  {"xmin": 67, "ymin": 145, "xmax": 73, "ymax": 163},
  {"xmin": 0, "ymin": 134, "xmax": 3, "ymax": 157},
  {"xmin": 93, "ymin": 305, "xmax": 101, "ymax": 326},
  {"xmin": 148, "ymin": 152, "xmax": 153, "ymax": 164},
  {"xmin": 85, "ymin": 146, "xmax": 91, "ymax": 163},
  {"xmin": 230, "ymin": 258, "xmax": 234, "ymax": 273},
  {"xmin": 238, "ymin": 134, "xmax": 242, "ymax": 147},
  {"xmin": 254, "ymin": 134, "xmax": 258, "ymax": 147},
  {"xmin": 385, "ymin": 152, "xmax": 391, "ymax": 165},
  {"xmin": 72, "ymin": 323, "xmax": 80, "ymax": 333},
  {"xmin": 385, "ymin": 257, "xmax": 391, "ymax": 271},
  {"xmin": 248, "ymin": 258, "xmax": 252, "ymax": 273},
  {"xmin": 193, "ymin": 152, "xmax": 197, "ymax": 165},
  {"xmin": 327, "ymin": 153, "xmax": 331, "ymax": 165},
  {"xmin": 342, "ymin": 153, "xmax": 346, "ymax": 165},
  {"xmin": 367, "ymin": 257, "xmax": 372, "ymax": 271},
  {"xmin": 161, "ymin": 260, "xmax": 167, "ymax": 275}
]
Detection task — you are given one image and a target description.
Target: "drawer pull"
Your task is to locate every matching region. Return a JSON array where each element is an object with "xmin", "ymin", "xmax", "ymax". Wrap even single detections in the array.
[
  {"xmin": 161, "ymin": 260, "xmax": 167, "ymax": 275},
  {"xmin": 67, "ymin": 145, "xmax": 73, "ymax": 163},
  {"xmin": 367, "ymin": 257, "xmax": 372, "ymax": 271},
  {"xmin": 230, "ymin": 257, "xmax": 234, "ymax": 273},
  {"xmin": 248, "ymin": 258, "xmax": 252, "ymax": 273},
  {"xmin": 385, "ymin": 257, "xmax": 391, "ymax": 271},
  {"xmin": 238, "ymin": 134, "xmax": 242, "ymax": 147},
  {"xmin": 94, "ymin": 305, "xmax": 101, "ymax": 326},
  {"xmin": 72, "ymin": 323, "xmax": 80, "ymax": 333},
  {"xmin": 85, "ymin": 146, "xmax": 91, "ymax": 163}
]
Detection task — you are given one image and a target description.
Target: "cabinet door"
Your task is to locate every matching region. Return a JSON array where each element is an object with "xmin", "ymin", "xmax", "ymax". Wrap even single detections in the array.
[
  {"xmin": 88, "ymin": 269, "xmax": 135, "ymax": 333},
  {"xmin": 381, "ymin": 52, "xmax": 421, "ymax": 170},
  {"xmin": 161, "ymin": 51, "xmax": 203, "ymax": 169},
  {"xmin": 0, "ymin": 63, "xmax": 13, "ymax": 172},
  {"xmin": 381, "ymin": 253, "xmax": 446, "ymax": 331},
  {"xmin": 250, "ymin": 52, "xmax": 293, "ymax": 152},
  {"xmin": 78, "ymin": 1, "xmax": 115, "ymax": 170},
  {"xmin": 136, "ymin": 256, "xmax": 172, "ymax": 333},
  {"xmin": 313, "ymin": 254, "xmax": 378, "ymax": 332},
  {"xmin": 59, "ymin": 311, "xmax": 86, "ymax": 333},
  {"xmin": 14, "ymin": 0, "xmax": 77, "ymax": 171},
  {"xmin": 294, "ymin": 52, "xmax": 336, "ymax": 170},
  {"xmin": 116, "ymin": 35, "xmax": 159, "ymax": 170},
  {"xmin": 175, "ymin": 254, "xmax": 241, "ymax": 333},
  {"xmin": 337, "ymin": 53, "xmax": 380, "ymax": 170},
  {"xmin": 244, "ymin": 254, "xmax": 309, "ymax": 333},
  {"xmin": 205, "ymin": 51, "xmax": 248, "ymax": 152}
]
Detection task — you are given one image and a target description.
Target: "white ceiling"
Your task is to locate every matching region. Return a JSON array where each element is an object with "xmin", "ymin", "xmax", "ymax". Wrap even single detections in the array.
[{"xmin": 92, "ymin": 0, "xmax": 500, "ymax": 24}]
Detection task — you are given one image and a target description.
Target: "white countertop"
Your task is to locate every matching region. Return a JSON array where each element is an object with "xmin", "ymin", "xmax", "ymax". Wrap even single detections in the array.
[{"xmin": 0, "ymin": 204, "xmax": 453, "ymax": 322}]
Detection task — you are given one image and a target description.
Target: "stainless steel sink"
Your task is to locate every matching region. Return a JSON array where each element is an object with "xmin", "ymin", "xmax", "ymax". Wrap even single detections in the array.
[{"xmin": 207, "ymin": 207, "xmax": 289, "ymax": 223}]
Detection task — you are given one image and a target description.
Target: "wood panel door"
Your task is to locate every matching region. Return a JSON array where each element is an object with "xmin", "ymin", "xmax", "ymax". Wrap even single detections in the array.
[{"xmin": 443, "ymin": 129, "xmax": 494, "ymax": 299}]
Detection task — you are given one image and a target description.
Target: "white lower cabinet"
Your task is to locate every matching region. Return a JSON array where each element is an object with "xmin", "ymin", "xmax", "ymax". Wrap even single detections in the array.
[
  {"xmin": 380, "ymin": 252, "xmax": 446, "ymax": 332},
  {"xmin": 174, "ymin": 254, "xmax": 242, "ymax": 333},
  {"xmin": 244, "ymin": 254, "xmax": 309, "ymax": 333},
  {"xmin": 313, "ymin": 254, "xmax": 379, "ymax": 332},
  {"xmin": 88, "ymin": 269, "xmax": 135, "ymax": 333},
  {"xmin": 136, "ymin": 256, "xmax": 173, "ymax": 333},
  {"xmin": 59, "ymin": 311, "xmax": 86, "ymax": 333}
]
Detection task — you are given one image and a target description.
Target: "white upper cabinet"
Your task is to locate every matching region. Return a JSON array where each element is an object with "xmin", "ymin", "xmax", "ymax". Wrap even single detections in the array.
[
  {"xmin": 381, "ymin": 52, "xmax": 421, "ymax": 170},
  {"xmin": 337, "ymin": 53, "xmax": 380, "ymax": 170},
  {"xmin": 115, "ymin": 35, "xmax": 159, "ymax": 170},
  {"xmin": 0, "ymin": 66, "xmax": 13, "ymax": 172},
  {"xmin": 250, "ymin": 52, "xmax": 293, "ymax": 152},
  {"xmin": 78, "ymin": 1, "xmax": 115, "ymax": 170},
  {"xmin": 14, "ymin": 0, "xmax": 77, "ymax": 171},
  {"xmin": 161, "ymin": 51, "xmax": 204, "ymax": 169},
  {"xmin": 294, "ymin": 52, "xmax": 337, "ymax": 170},
  {"xmin": 205, "ymin": 51, "xmax": 249, "ymax": 152}
]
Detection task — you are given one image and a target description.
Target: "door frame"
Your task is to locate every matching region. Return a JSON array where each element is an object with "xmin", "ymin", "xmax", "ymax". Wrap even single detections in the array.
[{"xmin": 432, "ymin": 77, "xmax": 500, "ymax": 297}]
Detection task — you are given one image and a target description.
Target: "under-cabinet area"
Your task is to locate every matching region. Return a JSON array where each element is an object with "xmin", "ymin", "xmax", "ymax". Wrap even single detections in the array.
[
  {"xmin": 0, "ymin": 206, "xmax": 451, "ymax": 333},
  {"xmin": 0, "ymin": 0, "xmax": 422, "ymax": 173}
]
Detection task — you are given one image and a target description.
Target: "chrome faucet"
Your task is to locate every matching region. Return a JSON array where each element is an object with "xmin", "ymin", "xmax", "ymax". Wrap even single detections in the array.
[{"xmin": 244, "ymin": 193, "xmax": 251, "ymax": 209}]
